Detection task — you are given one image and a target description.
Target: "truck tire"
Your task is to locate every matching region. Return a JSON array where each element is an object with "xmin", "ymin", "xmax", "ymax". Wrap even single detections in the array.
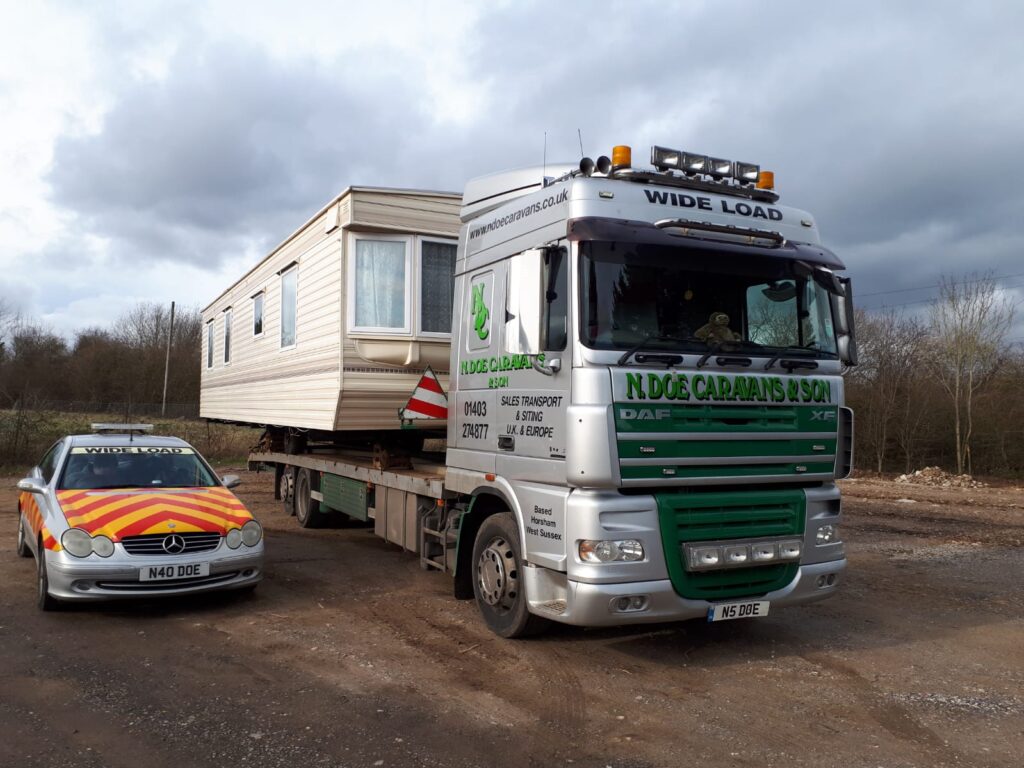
[
  {"xmin": 16, "ymin": 513, "xmax": 31, "ymax": 557},
  {"xmin": 471, "ymin": 512, "xmax": 549, "ymax": 638},
  {"xmin": 294, "ymin": 468, "xmax": 323, "ymax": 529},
  {"xmin": 37, "ymin": 542, "xmax": 59, "ymax": 611}
]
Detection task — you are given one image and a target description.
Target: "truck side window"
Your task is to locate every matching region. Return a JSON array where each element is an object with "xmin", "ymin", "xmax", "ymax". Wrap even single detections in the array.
[{"xmin": 543, "ymin": 247, "xmax": 568, "ymax": 351}]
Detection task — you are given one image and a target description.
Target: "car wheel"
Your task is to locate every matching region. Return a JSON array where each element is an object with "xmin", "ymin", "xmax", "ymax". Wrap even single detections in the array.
[
  {"xmin": 471, "ymin": 512, "xmax": 550, "ymax": 638},
  {"xmin": 294, "ymin": 468, "xmax": 322, "ymax": 529},
  {"xmin": 36, "ymin": 542, "xmax": 59, "ymax": 611},
  {"xmin": 16, "ymin": 514, "xmax": 31, "ymax": 557}
]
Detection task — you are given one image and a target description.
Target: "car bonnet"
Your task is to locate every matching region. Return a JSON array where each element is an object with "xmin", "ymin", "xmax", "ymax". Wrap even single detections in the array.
[{"xmin": 55, "ymin": 487, "xmax": 254, "ymax": 541}]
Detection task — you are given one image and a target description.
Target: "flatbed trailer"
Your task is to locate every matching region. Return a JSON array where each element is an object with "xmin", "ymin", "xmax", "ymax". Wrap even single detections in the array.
[{"xmin": 249, "ymin": 450, "xmax": 458, "ymax": 572}]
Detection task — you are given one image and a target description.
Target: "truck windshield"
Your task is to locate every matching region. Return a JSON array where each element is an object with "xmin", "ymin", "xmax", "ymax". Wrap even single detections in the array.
[{"xmin": 580, "ymin": 241, "xmax": 838, "ymax": 356}]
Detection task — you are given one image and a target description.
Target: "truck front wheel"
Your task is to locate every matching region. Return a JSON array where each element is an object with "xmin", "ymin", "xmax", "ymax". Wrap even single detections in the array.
[
  {"xmin": 472, "ymin": 512, "xmax": 549, "ymax": 638},
  {"xmin": 294, "ymin": 468, "xmax": 323, "ymax": 529}
]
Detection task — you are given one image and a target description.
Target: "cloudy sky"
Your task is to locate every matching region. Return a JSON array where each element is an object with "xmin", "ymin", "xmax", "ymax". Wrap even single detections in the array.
[{"xmin": 1, "ymin": 0, "xmax": 1022, "ymax": 342}]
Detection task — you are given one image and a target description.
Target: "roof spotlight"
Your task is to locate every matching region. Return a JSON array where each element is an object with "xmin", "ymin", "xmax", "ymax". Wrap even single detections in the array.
[
  {"xmin": 708, "ymin": 157, "xmax": 732, "ymax": 179},
  {"xmin": 579, "ymin": 157, "xmax": 595, "ymax": 176},
  {"xmin": 680, "ymin": 152, "xmax": 709, "ymax": 175},
  {"xmin": 651, "ymin": 145, "xmax": 682, "ymax": 171},
  {"xmin": 733, "ymin": 161, "xmax": 760, "ymax": 184},
  {"xmin": 595, "ymin": 155, "xmax": 612, "ymax": 174}
]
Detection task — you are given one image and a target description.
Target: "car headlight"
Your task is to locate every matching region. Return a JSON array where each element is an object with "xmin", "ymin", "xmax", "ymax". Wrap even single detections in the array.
[
  {"xmin": 61, "ymin": 528, "xmax": 93, "ymax": 558},
  {"xmin": 578, "ymin": 539, "xmax": 644, "ymax": 563},
  {"xmin": 91, "ymin": 535, "xmax": 114, "ymax": 558},
  {"xmin": 226, "ymin": 528, "xmax": 242, "ymax": 549},
  {"xmin": 241, "ymin": 520, "xmax": 263, "ymax": 547}
]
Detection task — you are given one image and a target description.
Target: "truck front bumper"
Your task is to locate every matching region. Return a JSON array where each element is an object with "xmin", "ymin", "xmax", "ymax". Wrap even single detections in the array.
[{"xmin": 530, "ymin": 558, "xmax": 845, "ymax": 627}]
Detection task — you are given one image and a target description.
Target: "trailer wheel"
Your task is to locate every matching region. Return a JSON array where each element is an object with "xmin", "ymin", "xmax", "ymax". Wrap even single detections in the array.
[
  {"xmin": 472, "ymin": 512, "xmax": 549, "ymax": 638},
  {"xmin": 279, "ymin": 469, "xmax": 295, "ymax": 516},
  {"xmin": 294, "ymin": 468, "xmax": 323, "ymax": 529}
]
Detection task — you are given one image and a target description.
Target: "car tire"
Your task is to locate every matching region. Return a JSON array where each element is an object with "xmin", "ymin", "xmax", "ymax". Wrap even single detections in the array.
[
  {"xmin": 16, "ymin": 514, "xmax": 31, "ymax": 557},
  {"xmin": 36, "ymin": 542, "xmax": 59, "ymax": 612},
  {"xmin": 471, "ymin": 512, "xmax": 550, "ymax": 639},
  {"xmin": 294, "ymin": 468, "xmax": 322, "ymax": 529}
]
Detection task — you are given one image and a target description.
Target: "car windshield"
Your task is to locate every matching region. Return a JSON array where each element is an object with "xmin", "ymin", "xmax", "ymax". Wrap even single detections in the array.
[
  {"xmin": 58, "ymin": 447, "xmax": 219, "ymax": 490},
  {"xmin": 580, "ymin": 240, "xmax": 839, "ymax": 356}
]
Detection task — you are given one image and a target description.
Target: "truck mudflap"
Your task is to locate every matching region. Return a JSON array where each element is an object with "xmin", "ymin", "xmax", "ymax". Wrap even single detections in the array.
[{"xmin": 523, "ymin": 559, "xmax": 846, "ymax": 627}]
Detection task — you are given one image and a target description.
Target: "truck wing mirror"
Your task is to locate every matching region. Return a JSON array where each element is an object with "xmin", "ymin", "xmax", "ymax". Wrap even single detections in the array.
[
  {"xmin": 504, "ymin": 249, "xmax": 546, "ymax": 356},
  {"xmin": 831, "ymin": 276, "xmax": 858, "ymax": 366}
]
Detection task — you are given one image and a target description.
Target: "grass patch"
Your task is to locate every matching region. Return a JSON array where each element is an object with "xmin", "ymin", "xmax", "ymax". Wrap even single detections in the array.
[{"xmin": 0, "ymin": 409, "xmax": 260, "ymax": 472}]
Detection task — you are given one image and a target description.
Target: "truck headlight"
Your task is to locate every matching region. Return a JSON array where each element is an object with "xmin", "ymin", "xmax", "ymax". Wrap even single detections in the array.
[
  {"xmin": 816, "ymin": 524, "xmax": 838, "ymax": 545},
  {"xmin": 61, "ymin": 528, "xmax": 94, "ymax": 558},
  {"xmin": 578, "ymin": 539, "xmax": 645, "ymax": 563}
]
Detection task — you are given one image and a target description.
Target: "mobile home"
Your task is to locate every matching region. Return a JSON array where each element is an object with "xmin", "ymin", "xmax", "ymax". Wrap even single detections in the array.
[{"xmin": 200, "ymin": 187, "xmax": 461, "ymax": 434}]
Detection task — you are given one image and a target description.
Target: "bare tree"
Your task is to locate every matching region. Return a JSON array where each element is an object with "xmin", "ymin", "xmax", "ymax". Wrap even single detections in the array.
[
  {"xmin": 848, "ymin": 309, "xmax": 929, "ymax": 472},
  {"xmin": 926, "ymin": 274, "xmax": 1014, "ymax": 475}
]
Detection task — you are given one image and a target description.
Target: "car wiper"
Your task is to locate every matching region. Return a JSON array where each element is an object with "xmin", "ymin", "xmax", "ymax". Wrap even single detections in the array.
[
  {"xmin": 616, "ymin": 335, "xmax": 691, "ymax": 366},
  {"xmin": 763, "ymin": 344, "xmax": 830, "ymax": 370}
]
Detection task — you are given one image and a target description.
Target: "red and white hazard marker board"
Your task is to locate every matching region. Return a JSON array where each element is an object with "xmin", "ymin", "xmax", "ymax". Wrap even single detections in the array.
[{"xmin": 400, "ymin": 366, "xmax": 448, "ymax": 421}]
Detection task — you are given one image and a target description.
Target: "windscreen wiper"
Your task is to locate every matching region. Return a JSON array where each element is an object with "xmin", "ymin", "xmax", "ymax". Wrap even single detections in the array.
[
  {"xmin": 763, "ymin": 344, "xmax": 829, "ymax": 370},
  {"xmin": 616, "ymin": 335, "xmax": 691, "ymax": 366}
]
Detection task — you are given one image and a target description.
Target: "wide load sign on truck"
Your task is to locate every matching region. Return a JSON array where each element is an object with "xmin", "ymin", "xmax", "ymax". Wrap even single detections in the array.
[{"xmin": 203, "ymin": 143, "xmax": 856, "ymax": 637}]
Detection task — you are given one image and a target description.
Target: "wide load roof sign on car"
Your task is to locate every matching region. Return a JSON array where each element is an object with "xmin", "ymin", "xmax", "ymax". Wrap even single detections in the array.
[{"xmin": 91, "ymin": 423, "xmax": 154, "ymax": 435}]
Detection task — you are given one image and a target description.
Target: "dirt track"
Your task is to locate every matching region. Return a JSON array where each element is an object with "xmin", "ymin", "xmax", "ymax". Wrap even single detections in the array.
[{"xmin": 1, "ymin": 471, "xmax": 1022, "ymax": 768}]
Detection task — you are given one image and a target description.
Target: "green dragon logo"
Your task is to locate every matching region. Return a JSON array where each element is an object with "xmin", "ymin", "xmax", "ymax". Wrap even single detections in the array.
[{"xmin": 471, "ymin": 284, "xmax": 489, "ymax": 341}]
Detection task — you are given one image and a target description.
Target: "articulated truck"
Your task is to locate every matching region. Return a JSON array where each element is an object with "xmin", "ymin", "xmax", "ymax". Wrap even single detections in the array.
[{"xmin": 202, "ymin": 144, "xmax": 856, "ymax": 637}]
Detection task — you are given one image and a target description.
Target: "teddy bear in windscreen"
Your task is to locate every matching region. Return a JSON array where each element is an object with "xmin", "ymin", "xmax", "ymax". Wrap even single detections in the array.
[{"xmin": 695, "ymin": 312, "xmax": 741, "ymax": 344}]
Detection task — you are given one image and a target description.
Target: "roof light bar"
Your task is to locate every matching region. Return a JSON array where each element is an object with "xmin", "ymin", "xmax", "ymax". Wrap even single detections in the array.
[{"xmin": 649, "ymin": 145, "xmax": 761, "ymax": 185}]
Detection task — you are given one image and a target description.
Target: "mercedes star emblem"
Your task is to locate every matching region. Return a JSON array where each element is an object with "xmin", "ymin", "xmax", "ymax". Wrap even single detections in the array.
[{"xmin": 162, "ymin": 534, "xmax": 186, "ymax": 554}]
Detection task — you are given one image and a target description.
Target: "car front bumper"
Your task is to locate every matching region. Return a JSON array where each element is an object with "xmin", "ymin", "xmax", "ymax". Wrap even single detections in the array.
[{"xmin": 44, "ymin": 543, "xmax": 264, "ymax": 601}]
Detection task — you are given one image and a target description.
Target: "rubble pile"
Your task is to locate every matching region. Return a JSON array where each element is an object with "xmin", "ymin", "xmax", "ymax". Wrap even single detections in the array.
[{"xmin": 895, "ymin": 466, "xmax": 987, "ymax": 489}]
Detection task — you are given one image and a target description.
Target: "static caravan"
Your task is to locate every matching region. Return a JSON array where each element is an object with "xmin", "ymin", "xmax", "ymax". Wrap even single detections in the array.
[{"xmin": 200, "ymin": 187, "xmax": 461, "ymax": 435}]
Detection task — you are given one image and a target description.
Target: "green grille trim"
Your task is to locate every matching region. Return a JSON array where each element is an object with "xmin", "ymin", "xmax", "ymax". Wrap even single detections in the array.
[
  {"xmin": 615, "ymin": 404, "xmax": 838, "ymax": 433},
  {"xmin": 623, "ymin": 462, "xmax": 835, "ymax": 481},
  {"xmin": 618, "ymin": 438, "xmax": 837, "ymax": 460},
  {"xmin": 656, "ymin": 488, "xmax": 805, "ymax": 600}
]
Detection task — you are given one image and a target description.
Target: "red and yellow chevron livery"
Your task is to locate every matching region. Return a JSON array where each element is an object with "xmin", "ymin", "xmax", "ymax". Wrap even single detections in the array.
[
  {"xmin": 20, "ymin": 492, "xmax": 61, "ymax": 551},
  {"xmin": 56, "ymin": 487, "xmax": 253, "ymax": 541}
]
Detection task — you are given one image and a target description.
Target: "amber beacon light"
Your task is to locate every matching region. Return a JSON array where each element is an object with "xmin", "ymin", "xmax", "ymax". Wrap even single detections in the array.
[
  {"xmin": 756, "ymin": 170, "xmax": 775, "ymax": 190},
  {"xmin": 611, "ymin": 144, "xmax": 632, "ymax": 170}
]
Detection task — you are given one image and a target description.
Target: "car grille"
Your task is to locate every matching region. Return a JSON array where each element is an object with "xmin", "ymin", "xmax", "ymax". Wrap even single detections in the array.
[{"xmin": 120, "ymin": 532, "xmax": 223, "ymax": 556}]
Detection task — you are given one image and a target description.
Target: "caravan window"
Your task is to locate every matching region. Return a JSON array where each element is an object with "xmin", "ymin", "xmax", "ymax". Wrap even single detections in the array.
[
  {"xmin": 281, "ymin": 266, "xmax": 297, "ymax": 348},
  {"xmin": 252, "ymin": 292, "xmax": 264, "ymax": 337},
  {"xmin": 206, "ymin": 321, "xmax": 214, "ymax": 368},
  {"xmin": 420, "ymin": 239, "xmax": 456, "ymax": 334},
  {"xmin": 223, "ymin": 308, "xmax": 232, "ymax": 364},
  {"xmin": 350, "ymin": 236, "xmax": 411, "ymax": 334}
]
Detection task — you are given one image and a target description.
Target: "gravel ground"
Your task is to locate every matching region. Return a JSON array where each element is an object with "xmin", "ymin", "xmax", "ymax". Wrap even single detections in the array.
[{"xmin": 1, "ymin": 470, "xmax": 1022, "ymax": 767}]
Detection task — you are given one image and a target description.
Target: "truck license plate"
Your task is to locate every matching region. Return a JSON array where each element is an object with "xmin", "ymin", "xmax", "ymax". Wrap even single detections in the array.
[
  {"xmin": 140, "ymin": 562, "xmax": 211, "ymax": 581},
  {"xmin": 707, "ymin": 600, "xmax": 770, "ymax": 622}
]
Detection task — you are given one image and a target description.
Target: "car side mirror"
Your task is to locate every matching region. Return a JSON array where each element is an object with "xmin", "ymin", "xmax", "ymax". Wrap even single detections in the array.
[
  {"xmin": 221, "ymin": 474, "xmax": 242, "ymax": 489},
  {"xmin": 17, "ymin": 477, "xmax": 46, "ymax": 494}
]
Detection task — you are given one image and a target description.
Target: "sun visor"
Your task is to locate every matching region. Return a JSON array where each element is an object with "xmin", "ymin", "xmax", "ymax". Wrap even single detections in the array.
[{"xmin": 567, "ymin": 217, "xmax": 846, "ymax": 270}]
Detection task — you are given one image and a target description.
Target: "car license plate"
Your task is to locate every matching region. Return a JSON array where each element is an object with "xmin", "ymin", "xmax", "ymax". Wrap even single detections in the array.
[
  {"xmin": 707, "ymin": 600, "xmax": 770, "ymax": 622},
  {"xmin": 139, "ymin": 562, "xmax": 211, "ymax": 581}
]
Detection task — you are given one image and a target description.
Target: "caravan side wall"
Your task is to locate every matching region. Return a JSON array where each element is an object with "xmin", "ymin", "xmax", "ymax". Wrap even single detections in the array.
[{"xmin": 200, "ymin": 206, "xmax": 343, "ymax": 430}]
